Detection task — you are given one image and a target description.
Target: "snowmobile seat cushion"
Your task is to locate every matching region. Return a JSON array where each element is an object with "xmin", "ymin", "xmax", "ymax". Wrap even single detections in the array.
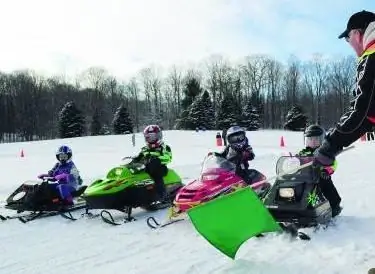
[{"xmin": 72, "ymin": 186, "xmax": 87, "ymax": 197}]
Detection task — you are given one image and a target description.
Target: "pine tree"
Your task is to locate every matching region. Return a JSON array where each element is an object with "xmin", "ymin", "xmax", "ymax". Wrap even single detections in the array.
[
  {"xmin": 188, "ymin": 90, "xmax": 215, "ymax": 130},
  {"xmin": 175, "ymin": 77, "xmax": 203, "ymax": 129},
  {"xmin": 216, "ymin": 93, "xmax": 241, "ymax": 129},
  {"xmin": 112, "ymin": 105, "xmax": 133, "ymax": 134},
  {"xmin": 100, "ymin": 124, "xmax": 111, "ymax": 135},
  {"xmin": 284, "ymin": 105, "xmax": 308, "ymax": 131},
  {"xmin": 241, "ymin": 101, "xmax": 261, "ymax": 131},
  {"xmin": 90, "ymin": 108, "xmax": 101, "ymax": 136},
  {"xmin": 58, "ymin": 101, "xmax": 85, "ymax": 138}
]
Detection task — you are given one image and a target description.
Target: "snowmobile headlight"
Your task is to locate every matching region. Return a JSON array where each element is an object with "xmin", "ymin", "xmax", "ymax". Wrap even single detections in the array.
[
  {"xmin": 115, "ymin": 168, "xmax": 123, "ymax": 176},
  {"xmin": 279, "ymin": 188, "xmax": 294, "ymax": 198}
]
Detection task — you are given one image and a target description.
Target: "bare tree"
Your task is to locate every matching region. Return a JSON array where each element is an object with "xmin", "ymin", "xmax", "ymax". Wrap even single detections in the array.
[
  {"xmin": 265, "ymin": 58, "xmax": 283, "ymax": 128},
  {"xmin": 302, "ymin": 54, "xmax": 329, "ymax": 124}
]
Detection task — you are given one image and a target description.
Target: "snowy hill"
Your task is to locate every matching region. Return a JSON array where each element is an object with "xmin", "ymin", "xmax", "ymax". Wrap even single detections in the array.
[{"xmin": 0, "ymin": 130, "xmax": 374, "ymax": 274}]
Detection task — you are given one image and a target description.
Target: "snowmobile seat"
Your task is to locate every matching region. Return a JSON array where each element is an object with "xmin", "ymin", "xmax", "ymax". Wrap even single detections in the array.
[{"xmin": 72, "ymin": 186, "xmax": 87, "ymax": 197}]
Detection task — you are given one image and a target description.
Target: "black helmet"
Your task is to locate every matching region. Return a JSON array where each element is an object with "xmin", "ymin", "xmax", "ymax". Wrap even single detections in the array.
[
  {"xmin": 304, "ymin": 125, "xmax": 325, "ymax": 148},
  {"xmin": 304, "ymin": 125, "xmax": 325, "ymax": 137}
]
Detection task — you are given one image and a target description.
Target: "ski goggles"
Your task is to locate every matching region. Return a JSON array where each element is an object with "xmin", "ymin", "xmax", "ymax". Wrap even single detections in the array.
[
  {"xmin": 57, "ymin": 153, "xmax": 69, "ymax": 161},
  {"xmin": 228, "ymin": 133, "xmax": 245, "ymax": 144},
  {"xmin": 145, "ymin": 133, "xmax": 159, "ymax": 143}
]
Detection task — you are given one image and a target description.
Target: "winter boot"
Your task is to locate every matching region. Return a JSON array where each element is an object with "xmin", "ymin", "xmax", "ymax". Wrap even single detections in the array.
[{"xmin": 331, "ymin": 205, "xmax": 343, "ymax": 218}]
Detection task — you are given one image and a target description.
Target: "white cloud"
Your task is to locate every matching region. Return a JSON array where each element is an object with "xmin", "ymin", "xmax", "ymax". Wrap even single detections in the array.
[{"xmin": 0, "ymin": 0, "xmax": 366, "ymax": 80}]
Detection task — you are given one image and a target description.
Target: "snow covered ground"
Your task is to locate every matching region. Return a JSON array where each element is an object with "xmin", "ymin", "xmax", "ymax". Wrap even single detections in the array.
[{"xmin": 0, "ymin": 130, "xmax": 374, "ymax": 274}]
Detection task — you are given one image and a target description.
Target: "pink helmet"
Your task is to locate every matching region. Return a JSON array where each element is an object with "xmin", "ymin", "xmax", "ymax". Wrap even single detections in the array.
[{"xmin": 143, "ymin": 125, "xmax": 163, "ymax": 148}]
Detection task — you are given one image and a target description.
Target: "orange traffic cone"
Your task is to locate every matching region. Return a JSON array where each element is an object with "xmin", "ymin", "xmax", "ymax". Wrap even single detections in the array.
[{"xmin": 280, "ymin": 136, "xmax": 285, "ymax": 147}]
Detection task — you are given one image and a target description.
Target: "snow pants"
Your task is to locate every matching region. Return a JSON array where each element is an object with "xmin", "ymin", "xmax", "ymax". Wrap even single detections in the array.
[
  {"xmin": 319, "ymin": 177, "xmax": 341, "ymax": 210},
  {"xmin": 145, "ymin": 157, "xmax": 168, "ymax": 200}
]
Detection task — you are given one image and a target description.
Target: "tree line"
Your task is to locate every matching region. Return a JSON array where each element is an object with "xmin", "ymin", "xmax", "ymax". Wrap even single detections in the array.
[{"xmin": 0, "ymin": 53, "xmax": 357, "ymax": 143}]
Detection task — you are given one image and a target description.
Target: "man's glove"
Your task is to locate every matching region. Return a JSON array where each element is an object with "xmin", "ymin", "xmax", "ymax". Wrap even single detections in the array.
[{"xmin": 313, "ymin": 139, "xmax": 337, "ymax": 167}]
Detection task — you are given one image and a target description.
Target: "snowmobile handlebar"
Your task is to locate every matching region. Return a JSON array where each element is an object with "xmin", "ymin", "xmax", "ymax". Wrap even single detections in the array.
[
  {"xmin": 121, "ymin": 156, "xmax": 134, "ymax": 160},
  {"xmin": 40, "ymin": 176, "xmax": 57, "ymax": 183},
  {"xmin": 257, "ymin": 145, "xmax": 355, "ymax": 185}
]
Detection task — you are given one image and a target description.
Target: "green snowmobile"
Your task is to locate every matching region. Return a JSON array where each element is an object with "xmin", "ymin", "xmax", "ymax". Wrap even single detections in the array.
[{"xmin": 81, "ymin": 156, "xmax": 183, "ymax": 225}]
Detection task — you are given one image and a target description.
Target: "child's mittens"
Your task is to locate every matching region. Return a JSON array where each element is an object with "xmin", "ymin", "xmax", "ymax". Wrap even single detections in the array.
[
  {"xmin": 242, "ymin": 149, "xmax": 254, "ymax": 161},
  {"xmin": 320, "ymin": 166, "xmax": 334, "ymax": 180},
  {"xmin": 55, "ymin": 173, "xmax": 69, "ymax": 182}
]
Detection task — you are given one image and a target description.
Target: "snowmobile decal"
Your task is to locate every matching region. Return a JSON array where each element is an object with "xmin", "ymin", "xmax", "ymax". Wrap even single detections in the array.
[{"xmin": 307, "ymin": 188, "xmax": 319, "ymax": 206}]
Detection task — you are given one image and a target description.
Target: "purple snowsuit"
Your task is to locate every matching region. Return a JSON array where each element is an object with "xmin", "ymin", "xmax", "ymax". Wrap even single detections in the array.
[{"xmin": 45, "ymin": 160, "xmax": 82, "ymax": 202}]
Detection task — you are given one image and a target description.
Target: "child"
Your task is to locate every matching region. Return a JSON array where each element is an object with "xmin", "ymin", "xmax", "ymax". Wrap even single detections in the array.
[
  {"xmin": 132, "ymin": 125, "xmax": 172, "ymax": 204},
  {"xmin": 38, "ymin": 145, "xmax": 82, "ymax": 206},
  {"xmin": 214, "ymin": 125, "xmax": 256, "ymax": 184},
  {"xmin": 298, "ymin": 124, "xmax": 342, "ymax": 217}
]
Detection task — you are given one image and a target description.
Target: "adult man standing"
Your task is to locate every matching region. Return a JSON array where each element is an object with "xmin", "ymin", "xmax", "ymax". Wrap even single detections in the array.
[{"xmin": 313, "ymin": 10, "xmax": 375, "ymax": 170}]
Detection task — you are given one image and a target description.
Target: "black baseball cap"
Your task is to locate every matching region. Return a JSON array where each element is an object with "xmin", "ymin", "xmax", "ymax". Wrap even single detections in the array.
[{"xmin": 338, "ymin": 10, "xmax": 375, "ymax": 39}]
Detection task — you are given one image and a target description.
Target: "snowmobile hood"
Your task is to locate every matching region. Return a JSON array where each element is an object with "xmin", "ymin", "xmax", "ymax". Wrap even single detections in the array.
[{"xmin": 83, "ymin": 164, "xmax": 182, "ymax": 197}]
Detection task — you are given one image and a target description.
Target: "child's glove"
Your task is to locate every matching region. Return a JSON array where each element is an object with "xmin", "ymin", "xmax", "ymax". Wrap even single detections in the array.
[
  {"xmin": 320, "ymin": 166, "xmax": 334, "ymax": 180},
  {"xmin": 242, "ymin": 149, "xmax": 254, "ymax": 161},
  {"xmin": 54, "ymin": 173, "xmax": 69, "ymax": 182}
]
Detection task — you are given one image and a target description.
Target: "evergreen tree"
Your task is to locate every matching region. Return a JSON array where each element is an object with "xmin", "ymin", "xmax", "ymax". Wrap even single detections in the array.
[
  {"xmin": 216, "ymin": 93, "xmax": 241, "ymax": 129},
  {"xmin": 284, "ymin": 105, "xmax": 308, "ymax": 131},
  {"xmin": 90, "ymin": 108, "xmax": 101, "ymax": 136},
  {"xmin": 188, "ymin": 90, "xmax": 215, "ymax": 130},
  {"xmin": 175, "ymin": 77, "xmax": 203, "ymax": 129},
  {"xmin": 58, "ymin": 101, "xmax": 85, "ymax": 138},
  {"xmin": 241, "ymin": 101, "xmax": 261, "ymax": 131},
  {"xmin": 100, "ymin": 124, "xmax": 111, "ymax": 135},
  {"xmin": 112, "ymin": 105, "xmax": 134, "ymax": 134}
]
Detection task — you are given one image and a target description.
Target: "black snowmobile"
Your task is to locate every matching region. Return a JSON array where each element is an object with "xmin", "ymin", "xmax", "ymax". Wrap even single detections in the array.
[
  {"xmin": 1, "ymin": 177, "xmax": 87, "ymax": 223},
  {"xmin": 263, "ymin": 155, "xmax": 333, "ymax": 240}
]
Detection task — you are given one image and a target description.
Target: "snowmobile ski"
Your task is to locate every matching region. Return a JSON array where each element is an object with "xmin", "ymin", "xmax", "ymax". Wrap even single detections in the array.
[
  {"xmin": 0, "ymin": 211, "xmax": 44, "ymax": 221},
  {"xmin": 59, "ymin": 211, "xmax": 79, "ymax": 221},
  {"xmin": 18, "ymin": 211, "xmax": 61, "ymax": 223},
  {"xmin": 100, "ymin": 209, "xmax": 136, "ymax": 226},
  {"xmin": 14, "ymin": 203, "xmax": 87, "ymax": 223},
  {"xmin": 279, "ymin": 223, "xmax": 311, "ymax": 240},
  {"xmin": 146, "ymin": 216, "xmax": 184, "ymax": 229},
  {"xmin": 59, "ymin": 210, "xmax": 100, "ymax": 221}
]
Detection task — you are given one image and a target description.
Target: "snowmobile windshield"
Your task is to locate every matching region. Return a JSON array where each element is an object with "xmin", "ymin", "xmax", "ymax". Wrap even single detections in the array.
[
  {"xmin": 201, "ymin": 155, "xmax": 236, "ymax": 174},
  {"xmin": 276, "ymin": 156, "xmax": 316, "ymax": 182}
]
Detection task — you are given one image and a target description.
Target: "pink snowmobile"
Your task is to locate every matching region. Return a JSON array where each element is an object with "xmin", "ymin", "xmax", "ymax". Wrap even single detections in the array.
[{"xmin": 173, "ymin": 154, "xmax": 270, "ymax": 213}]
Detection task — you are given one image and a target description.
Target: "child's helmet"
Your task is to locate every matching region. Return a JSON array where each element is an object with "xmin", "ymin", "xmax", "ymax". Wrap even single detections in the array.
[
  {"xmin": 304, "ymin": 124, "xmax": 325, "ymax": 148},
  {"xmin": 56, "ymin": 145, "xmax": 72, "ymax": 163},
  {"xmin": 226, "ymin": 125, "xmax": 248, "ymax": 151},
  {"xmin": 143, "ymin": 125, "xmax": 163, "ymax": 148}
]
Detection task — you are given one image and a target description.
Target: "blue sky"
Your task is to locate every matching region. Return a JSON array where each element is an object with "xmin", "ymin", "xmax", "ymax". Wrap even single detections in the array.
[{"xmin": 0, "ymin": 0, "xmax": 373, "ymax": 80}]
